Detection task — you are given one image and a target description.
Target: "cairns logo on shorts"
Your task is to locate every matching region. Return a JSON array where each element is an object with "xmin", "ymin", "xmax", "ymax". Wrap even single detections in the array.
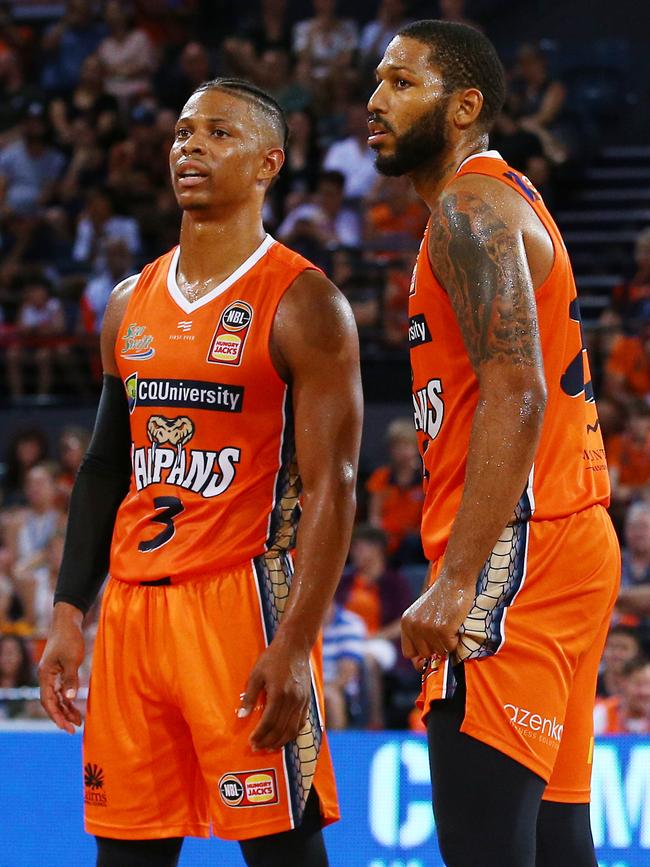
[
  {"xmin": 84, "ymin": 763, "xmax": 107, "ymax": 807},
  {"xmin": 207, "ymin": 300, "xmax": 253, "ymax": 366},
  {"xmin": 219, "ymin": 769, "xmax": 279, "ymax": 808}
]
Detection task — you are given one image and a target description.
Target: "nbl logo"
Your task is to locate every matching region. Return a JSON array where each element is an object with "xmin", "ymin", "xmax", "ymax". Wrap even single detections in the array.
[
  {"xmin": 207, "ymin": 300, "xmax": 254, "ymax": 366},
  {"xmin": 222, "ymin": 303, "xmax": 252, "ymax": 331},
  {"xmin": 218, "ymin": 769, "xmax": 279, "ymax": 807}
]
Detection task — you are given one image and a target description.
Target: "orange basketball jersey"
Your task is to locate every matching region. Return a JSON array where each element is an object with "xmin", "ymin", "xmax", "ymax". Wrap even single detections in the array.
[
  {"xmin": 409, "ymin": 151, "xmax": 610, "ymax": 563},
  {"xmin": 111, "ymin": 235, "xmax": 314, "ymax": 584}
]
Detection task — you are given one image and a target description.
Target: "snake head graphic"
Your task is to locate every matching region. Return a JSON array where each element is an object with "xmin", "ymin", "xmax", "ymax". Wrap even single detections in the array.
[{"xmin": 146, "ymin": 415, "xmax": 195, "ymax": 446}]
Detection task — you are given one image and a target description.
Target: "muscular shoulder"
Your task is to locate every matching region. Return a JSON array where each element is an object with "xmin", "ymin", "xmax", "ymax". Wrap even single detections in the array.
[
  {"xmin": 271, "ymin": 269, "xmax": 359, "ymax": 382},
  {"xmin": 431, "ymin": 173, "xmax": 553, "ymax": 291},
  {"xmin": 100, "ymin": 272, "xmax": 140, "ymax": 375}
]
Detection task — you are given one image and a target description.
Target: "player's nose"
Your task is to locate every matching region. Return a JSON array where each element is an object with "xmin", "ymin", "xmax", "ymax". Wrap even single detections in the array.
[
  {"xmin": 180, "ymin": 133, "xmax": 208, "ymax": 156},
  {"xmin": 367, "ymin": 81, "xmax": 386, "ymax": 116}
]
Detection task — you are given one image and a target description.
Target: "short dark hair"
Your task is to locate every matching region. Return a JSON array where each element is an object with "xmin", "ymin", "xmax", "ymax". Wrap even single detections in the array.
[
  {"xmin": 397, "ymin": 20, "xmax": 506, "ymax": 130},
  {"xmin": 352, "ymin": 523, "xmax": 389, "ymax": 552},
  {"xmin": 622, "ymin": 655, "xmax": 650, "ymax": 678},
  {"xmin": 191, "ymin": 77, "xmax": 289, "ymax": 148},
  {"xmin": 318, "ymin": 170, "xmax": 346, "ymax": 190}
]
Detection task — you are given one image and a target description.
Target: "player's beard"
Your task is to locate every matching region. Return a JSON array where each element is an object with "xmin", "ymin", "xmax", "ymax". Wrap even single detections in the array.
[{"xmin": 374, "ymin": 97, "xmax": 451, "ymax": 177}]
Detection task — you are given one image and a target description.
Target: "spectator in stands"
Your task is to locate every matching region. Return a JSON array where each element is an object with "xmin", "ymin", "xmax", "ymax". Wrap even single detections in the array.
[
  {"xmin": 0, "ymin": 49, "xmax": 42, "ymax": 146},
  {"xmin": 0, "ymin": 544, "xmax": 30, "ymax": 635},
  {"xmin": 97, "ymin": 1, "xmax": 157, "ymax": 106},
  {"xmin": 5, "ymin": 273, "xmax": 69, "ymax": 398},
  {"xmin": 604, "ymin": 320, "xmax": 650, "ymax": 408},
  {"xmin": 383, "ymin": 253, "xmax": 417, "ymax": 347},
  {"xmin": 79, "ymin": 238, "xmax": 134, "ymax": 336},
  {"xmin": 292, "ymin": 0, "xmax": 358, "ymax": 82},
  {"xmin": 490, "ymin": 105, "xmax": 545, "ymax": 175},
  {"xmin": 1, "ymin": 427, "xmax": 48, "ymax": 507},
  {"xmin": 59, "ymin": 120, "xmax": 108, "ymax": 209},
  {"xmin": 597, "ymin": 625, "xmax": 643, "ymax": 698},
  {"xmin": 157, "ymin": 41, "xmax": 213, "ymax": 114},
  {"xmin": 0, "ymin": 633, "xmax": 38, "ymax": 719},
  {"xmin": 606, "ymin": 404, "xmax": 650, "ymax": 508},
  {"xmin": 72, "ymin": 186, "xmax": 140, "ymax": 273},
  {"xmin": 331, "ymin": 249, "xmax": 382, "ymax": 345},
  {"xmin": 256, "ymin": 49, "xmax": 312, "ymax": 115},
  {"xmin": 620, "ymin": 501, "xmax": 650, "ymax": 588},
  {"xmin": 364, "ymin": 176, "xmax": 427, "ymax": 255},
  {"xmin": 323, "ymin": 104, "xmax": 379, "ymax": 201},
  {"xmin": 366, "ymin": 418, "xmax": 424, "ymax": 564},
  {"xmin": 594, "ymin": 657, "xmax": 650, "ymax": 734},
  {"xmin": 277, "ymin": 169, "xmax": 361, "ymax": 251},
  {"xmin": 612, "ymin": 226, "xmax": 650, "ymax": 326},
  {"xmin": 337, "ymin": 525, "xmax": 414, "ymax": 661},
  {"xmin": 322, "ymin": 600, "xmax": 367, "ymax": 729},
  {"xmin": 55, "ymin": 426, "xmax": 90, "ymax": 507},
  {"xmin": 273, "ymin": 110, "xmax": 321, "ymax": 215},
  {"xmin": 0, "ymin": 100, "xmax": 66, "ymax": 264},
  {"xmin": 222, "ymin": 0, "xmax": 293, "ymax": 78},
  {"xmin": 6, "ymin": 463, "xmax": 63, "ymax": 567},
  {"xmin": 48, "ymin": 53, "xmax": 120, "ymax": 151},
  {"xmin": 438, "ymin": 0, "xmax": 482, "ymax": 29},
  {"xmin": 14, "ymin": 528, "xmax": 64, "ymax": 636},
  {"xmin": 358, "ymin": 0, "xmax": 410, "ymax": 80},
  {"xmin": 508, "ymin": 43, "xmax": 570, "ymax": 164},
  {"xmin": 41, "ymin": 0, "xmax": 105, "ymax": 94},
  {"xmin": 337, "ymin": 524, "xmax": 416, "ymax": 726}
]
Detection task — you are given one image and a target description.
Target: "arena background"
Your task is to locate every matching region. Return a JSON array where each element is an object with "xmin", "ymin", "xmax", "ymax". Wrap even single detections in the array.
[{"xmin": 1, "ymin": 0, "xmax": 649, "ymax": 864}]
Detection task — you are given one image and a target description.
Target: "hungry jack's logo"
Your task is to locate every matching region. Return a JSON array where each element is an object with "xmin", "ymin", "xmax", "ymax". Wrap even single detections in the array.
[
  {"xmin": 207, "ymin": 300, "xmax": 253, "ymax": 366},
  {"xmin": 219, "ymin": 769, "xmax": 279, "ymax": 807}
]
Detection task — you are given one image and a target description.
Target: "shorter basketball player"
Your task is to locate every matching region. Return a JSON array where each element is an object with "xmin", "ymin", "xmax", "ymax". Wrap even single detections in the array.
[
  {"xmin": 368, "ymin": 20, "xmax": 620, "ymax": 867},
  {"xmin": 39, "ymin": 80, "xmax": 362, "ymax": 867}
]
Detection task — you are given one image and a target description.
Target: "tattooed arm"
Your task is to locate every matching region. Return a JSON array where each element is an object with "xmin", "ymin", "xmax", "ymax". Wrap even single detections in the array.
[{"xmin": 402, "ymin": 175, "xmax": 548, "ymax": 661}]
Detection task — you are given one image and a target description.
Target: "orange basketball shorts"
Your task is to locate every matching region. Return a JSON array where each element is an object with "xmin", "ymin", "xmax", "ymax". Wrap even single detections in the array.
[
  {"xmin": 83, "ymin": 556, "xmax": 339, "ymax": 841},
  {"xmin": 419, "ymin": 504, "xmax": 620, "ymax": 803}
]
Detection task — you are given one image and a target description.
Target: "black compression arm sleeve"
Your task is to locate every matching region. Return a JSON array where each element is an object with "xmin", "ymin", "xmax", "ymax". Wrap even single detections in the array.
[{"xmin": 54, "ymin": 374, "xmax": 132, "ymax": 614}]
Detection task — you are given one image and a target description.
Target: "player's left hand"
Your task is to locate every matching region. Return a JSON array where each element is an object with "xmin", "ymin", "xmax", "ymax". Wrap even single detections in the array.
[
  {"xmin": 401, "ymin": 570, "xmax": 475, "ymax": 661},
  {"xmin": 238, "ymin": 636, "xmax": 311, "ymax": 752}
]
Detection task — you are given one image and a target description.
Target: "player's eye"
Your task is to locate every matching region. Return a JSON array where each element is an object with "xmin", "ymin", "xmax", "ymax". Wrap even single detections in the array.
[
  {"xmin": 212, "ymin": 128, "xmax": 229, "ymax": 138},
  {"xmin": 395, "ymin": 79, "xmax": 411, "ymax": 89},
  {"xmin": 175, "ymin": 127, "xmax": 190, "ymax": 138}
]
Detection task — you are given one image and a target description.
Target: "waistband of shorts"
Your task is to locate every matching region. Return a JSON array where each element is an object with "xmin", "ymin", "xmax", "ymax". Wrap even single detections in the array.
[
  {"xmin": 109, "ymin": 551, "xmax": 291, "ymax": 588},
  {"xmin": 109, "ymin": 561, "xmax": 254, "ymax": 588}
]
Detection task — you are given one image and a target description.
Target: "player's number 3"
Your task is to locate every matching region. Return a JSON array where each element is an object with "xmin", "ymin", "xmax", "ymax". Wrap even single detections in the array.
[{"xmin": 138, "ymin": 496, "xmax": 184, "ymax": 552}]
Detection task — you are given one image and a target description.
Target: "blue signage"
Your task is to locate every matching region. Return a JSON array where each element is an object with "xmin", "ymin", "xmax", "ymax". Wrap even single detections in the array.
[{"xmin": 0, "ymin": 732, "xmax": 648, "ymax": 866}]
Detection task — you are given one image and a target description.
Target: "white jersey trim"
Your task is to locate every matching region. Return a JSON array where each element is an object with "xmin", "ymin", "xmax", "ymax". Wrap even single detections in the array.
[
  {"xmin": 457, "ymin": 149, "xmax": 503, "ymax": 172},
  {"xmin": 166, "ymin": 233, "xmax": 276, "ymax": 314}
]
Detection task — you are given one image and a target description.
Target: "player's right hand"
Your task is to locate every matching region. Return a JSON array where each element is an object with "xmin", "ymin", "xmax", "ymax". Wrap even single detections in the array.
[{"xmin": 38, "ymin": 602, "xmax": 85, "ymax": 734}]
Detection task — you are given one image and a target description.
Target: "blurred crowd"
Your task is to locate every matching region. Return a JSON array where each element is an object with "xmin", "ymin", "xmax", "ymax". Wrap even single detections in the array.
[
  {"xmin": 0, "ymin": 0, "xmax": 647, "ymax": 732},
  {"xmin": 0, "ymin": 0, "xmax": 589, "ymax": 398}
]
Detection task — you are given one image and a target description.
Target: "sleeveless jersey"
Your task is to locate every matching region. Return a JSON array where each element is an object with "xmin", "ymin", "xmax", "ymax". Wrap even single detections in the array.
[
  {"xmin": 409, "ymin": 151, "xmax": 610, "ymax": 564},
  {"xmin": 110, "ymin": 234, "xmax": 314, "ymax": 584}
]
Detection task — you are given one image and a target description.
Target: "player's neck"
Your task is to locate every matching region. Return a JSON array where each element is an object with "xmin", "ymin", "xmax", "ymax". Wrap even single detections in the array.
[
  {"xmin": 410, "ymin": 134, "xmax": 488, "ymax": 211},
  {"xmin": 177, "ymin": 206, "xmax": 267, "ymax": 292}
]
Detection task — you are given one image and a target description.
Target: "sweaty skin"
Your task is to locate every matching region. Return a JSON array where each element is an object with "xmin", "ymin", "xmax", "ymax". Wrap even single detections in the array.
[
  {"xmin": 367, "ymin": 35, "xmax": 551, "ymax": 661},
  {"xmin": 39, "ymin": 88, "xmax": 363, "ymax": 751}
]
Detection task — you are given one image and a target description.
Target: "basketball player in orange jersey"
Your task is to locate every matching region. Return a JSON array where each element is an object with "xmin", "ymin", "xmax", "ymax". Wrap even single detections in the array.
[
  {"xmin": 368, "ymin": 21, "xmax": 620, "ymax": 867},
  {"xmin": 38, "ymin": 79, "xmax": 362, "ymax": 867}
]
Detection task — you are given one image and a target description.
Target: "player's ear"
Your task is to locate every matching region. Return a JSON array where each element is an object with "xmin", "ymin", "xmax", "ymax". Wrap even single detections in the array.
[
  {"xmin": 258, "ymin": 147, "xmax": 285, "ymax": 183},
  {"xmin": 453, "ymin": 88, "xmax": 484, "ymax": 131}
]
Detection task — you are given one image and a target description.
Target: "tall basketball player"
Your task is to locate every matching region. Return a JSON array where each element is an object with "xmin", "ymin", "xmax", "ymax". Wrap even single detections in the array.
[
  {"xmin": 38, "ymin": 79, "xmax": 362, "ymax": 867},
  {"xmin": 368, "ymin": 21, "xmax": 619, "ymax": 867}
]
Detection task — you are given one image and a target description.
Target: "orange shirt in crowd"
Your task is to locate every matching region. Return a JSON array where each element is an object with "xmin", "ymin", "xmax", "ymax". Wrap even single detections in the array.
[
  {"xmin": 366, "ymin": 465, "xmax": 424, "ymax": 553},
  {"xmin": 606, "ymin": 335, "xmax": 650, "ymax": 399},
  {"xmin": 593, "ymin": 696, "xmax": 650, "ymax": 734},
  {"xmin": 344, "ymin": 575, "xmax": 382, "ymax": 635},
  {"xmin": 606, "ymin": 432, "xmax": 650, "ymax": 487},
  {"xmin": 367, "ymin": 202, "xmax": 427, "ymax": 242}
]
